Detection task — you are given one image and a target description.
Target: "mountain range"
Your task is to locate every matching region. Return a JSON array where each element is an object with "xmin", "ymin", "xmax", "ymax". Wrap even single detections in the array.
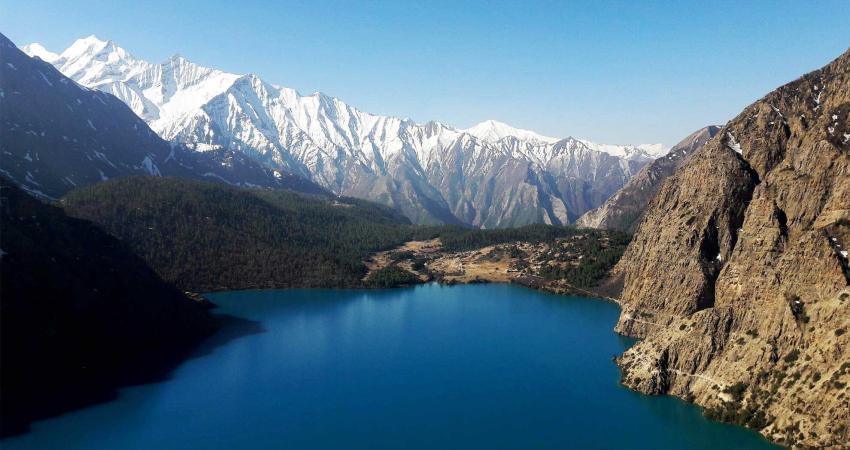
[
  {"xmin": 21, "ymin": 36, "xmax": 668, "ymax": 226},
  {"xmin": 575, "ymin": 125, "xmax": 721, "ymax": 231},
  {"xmin": 1, "ymin": 34, "xmax": 327, "ymax": 199},
  {"xmin": 5, "ymin": 29, "xmax": 849, "ymax": 449}
]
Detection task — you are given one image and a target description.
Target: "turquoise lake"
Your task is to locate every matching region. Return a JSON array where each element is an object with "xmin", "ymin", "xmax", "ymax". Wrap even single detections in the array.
[{"xmin": 4, "ymin": 283, "xmax": 782, "ymax": 449}]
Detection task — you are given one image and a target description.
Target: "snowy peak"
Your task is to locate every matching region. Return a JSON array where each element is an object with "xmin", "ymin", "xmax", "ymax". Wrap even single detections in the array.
[
  {"xmin": 17, "ymin": 35, "xmax": 663, "ymax": 226},
  {"xmin": 63, "ymin": 35, "xmax": 109, "ymax": 55},
  {"xmin": 39, "ymin": 35, "xmax": 148, "ymax": 87},
  {"xmin": 21, "ymin": 38, "xmax": 663, "ymax": 165},
  {"xmin": 637, "ymin": 143, "xmax": 669, "ymax": 158},
  {"xmin": 465, "ymin": 119, "xmax": 560, "ymax": 144},
  {"xmin": 577, "ymin": 139, "xmax": 669, "ymax": 162},
  {"xmin": 21, "ymin": 43, "xmax": 59, "ymax": 63}
]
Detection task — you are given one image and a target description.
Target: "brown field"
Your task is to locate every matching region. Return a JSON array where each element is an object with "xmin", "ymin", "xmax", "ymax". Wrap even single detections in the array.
[{"xmin": 364, "ymin": 238, "xmax": 623, "ymax": 301}]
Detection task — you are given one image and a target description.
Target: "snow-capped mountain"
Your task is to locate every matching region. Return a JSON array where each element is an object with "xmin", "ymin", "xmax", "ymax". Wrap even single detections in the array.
[
  {"xmin": 465, "ymin": 119, "xmax": 561, "ymax": 145},
  {"xmin": 24, "ymin": 36, "xmax": 668, "ymax": 226},
  {"xmin": 578, "ymin": 140, "xmax": 669, "ymax": 160},
  {"xmin": 1, "ymin": 33, "xmax": 327, "ymax": 199},
  {"xmin": 574, "ymin": 125, "xmax": 720, "ymax": 232},
  {"xmin": 20, "ymin": 43, "xmax": 59, "ymax": 63}
]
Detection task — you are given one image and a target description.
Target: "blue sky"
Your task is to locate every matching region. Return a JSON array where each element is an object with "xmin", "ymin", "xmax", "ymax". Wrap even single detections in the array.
[{"xmin": 4, "ymin": 0, "xmax": 849, "ymax": 146}]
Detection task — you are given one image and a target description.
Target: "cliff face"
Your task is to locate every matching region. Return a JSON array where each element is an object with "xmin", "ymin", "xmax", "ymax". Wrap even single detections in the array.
[
  {"xmin": 614, "ymin": 50, "xmax": 850, "ymax": 448},
  {"xmin": 575, "ymin": 125, "xmax": 720, "ymax": 232}
]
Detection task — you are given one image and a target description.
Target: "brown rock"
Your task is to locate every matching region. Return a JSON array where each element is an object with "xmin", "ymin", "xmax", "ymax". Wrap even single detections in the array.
[
  {"xmin": 615, "ymin": 49, "xmax": 850, "ymax": 448},
  {"xmin": 575, "ymin": 125, "xmax": 720, "ymax": 232}
]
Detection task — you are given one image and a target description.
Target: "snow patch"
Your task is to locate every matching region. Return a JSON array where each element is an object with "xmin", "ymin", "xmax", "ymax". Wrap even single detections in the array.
[
  {"xmin": 93, "ymin": 150, "xmax": 117, "ymax": 168},
  {"xmin": 726, "ymin": 133, "xmax": 743, "ymax": 155},
  {"xmin": 203, "ymin": 172, "xmax": 231, "ymax": 184},
  {"xmin": 141, "ymin": 156, "xmax": 161, "ymax": 176},
  {"xmin": 164, "ymin": 147, "xmax": 176, "ymax": 162},
  {"xmin": 34, "ymin": 70, "xmax": 54, "ymax": 87},
  {"xmin": 25, "ymin": 172, "xmax": 41, "ymax": 186}
]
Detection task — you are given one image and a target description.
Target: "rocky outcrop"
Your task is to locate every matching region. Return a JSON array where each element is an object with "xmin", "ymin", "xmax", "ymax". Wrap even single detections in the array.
[
  {"xmin": 614, "ymin": 49, "xmax": 850, "ymax": 448},
  {"xmin": 575, "ymin": 125, "xmax": 720, "ymax": 232}
]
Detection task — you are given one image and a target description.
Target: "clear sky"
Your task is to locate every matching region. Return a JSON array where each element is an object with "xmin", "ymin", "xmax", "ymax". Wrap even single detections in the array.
[{"xmin": 3, "ymin": 0, "xmax": 849, "ymax": 146}]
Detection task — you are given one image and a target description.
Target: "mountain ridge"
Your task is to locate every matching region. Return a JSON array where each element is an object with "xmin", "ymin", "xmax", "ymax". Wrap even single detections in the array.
[
  {"xmin": 613, "ymin": 48, "xmax": 850, "ymax": 448},
  {"xmin": 24, "ymin": 37, "xmax": 668, "ymax": 226},
  {"xmin": 575, "ymin": 125, "xmax": 721, "ymax": 232},
  {"xmin": 0, "ymin": 33, "xmax": 328, "ymax": 199}
]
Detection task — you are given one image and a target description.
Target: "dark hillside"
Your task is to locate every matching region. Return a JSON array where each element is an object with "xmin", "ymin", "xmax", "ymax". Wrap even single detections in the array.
[
  {"xmin": 0, "ymin": 178, "xmax": 218, "ymax": 436},
  {"xmin": 62, "ymin": 176, "xmax": 418, "ymax": 291},
  {"xmin": 62, "ymin": 176, "xmax": 589, "ymax": 292}
]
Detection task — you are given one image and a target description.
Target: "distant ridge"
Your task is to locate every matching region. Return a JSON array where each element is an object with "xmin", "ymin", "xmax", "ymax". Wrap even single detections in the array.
[
  {"xmin": 575, "ymin": 125, "xmax": 720, "ymax": 232},
  {"xmin": 22, "ymin": 36, "xmax": 669, "ymax": 227},
  {"xmin": 0, "ymin": 33, "xmax": 328, "ymax": 199}
]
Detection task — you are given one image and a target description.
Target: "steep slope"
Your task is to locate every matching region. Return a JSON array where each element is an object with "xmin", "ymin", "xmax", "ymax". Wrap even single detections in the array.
[
  {"xmin": 0, "ymin": 33, "xmax": 327, "ymax": 199},
  {"xmin": 575, "ymin": 126, "xmax": 720, "ymax": 231},
  {"xmin": 25, "ymin": 36, "xmax": 665, "ymax": 226},
  {"xmin": 614, "ymin": 50, "xmax": 850, "ymax": 448},
  {"xmin": 0, "ymin": 178, "xmax": 218, "ymax": 436},
  {"xmin": 61, "ymin": 176, "xmax": 420, "ymax": 292}
]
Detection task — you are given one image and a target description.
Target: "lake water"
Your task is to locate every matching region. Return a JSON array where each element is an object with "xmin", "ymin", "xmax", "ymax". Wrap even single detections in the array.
[{"xmin": 4, "ymin": 283, "xmax": 781, "ymax": 449}]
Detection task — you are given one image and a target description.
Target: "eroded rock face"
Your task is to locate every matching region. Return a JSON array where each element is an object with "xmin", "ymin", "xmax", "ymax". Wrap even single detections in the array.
[{"xmin": 615, "ymin": 49, "xmax": 850, "ymax": 448}]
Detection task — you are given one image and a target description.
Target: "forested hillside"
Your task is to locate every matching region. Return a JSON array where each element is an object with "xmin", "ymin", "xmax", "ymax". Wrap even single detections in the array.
[
  {"xmin": 434, "ymin": 224, "xmax": 590, "ymax": 252},
  {"xmin": 63, "ymin": 176, "xmax": 419, "ymax": 291},
  {"xmin": 61, "ymin": 176, "xmax": 598, "ymax": 292},
  {"xmin": 0, "ymin": 177, "xmax": 218, "ymax": 436}
]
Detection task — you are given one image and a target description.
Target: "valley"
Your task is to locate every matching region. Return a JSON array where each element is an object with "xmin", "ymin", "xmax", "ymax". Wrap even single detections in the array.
[
  {"xmin": 363, "ymin": 231, "xmax": 628, "ymax": 301},
  {"xmin": 2, "ymin": 5, "xmax": 849, "ymax": 449}
]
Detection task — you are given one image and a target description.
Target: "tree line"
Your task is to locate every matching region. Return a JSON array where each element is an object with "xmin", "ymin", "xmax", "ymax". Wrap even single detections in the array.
[{"xmin": 61, "ymin": 176, "xmax": 630, "ymax": 292}]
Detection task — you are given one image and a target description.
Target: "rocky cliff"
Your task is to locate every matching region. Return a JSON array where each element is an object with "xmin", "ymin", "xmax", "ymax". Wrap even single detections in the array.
[
  {"xmin": 614, "ymin": 50, "xmax": 850, "ymax": 448},
  {"xmin": 575, "ymin": 125, "xmax": 720, "ymax": 232}
]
